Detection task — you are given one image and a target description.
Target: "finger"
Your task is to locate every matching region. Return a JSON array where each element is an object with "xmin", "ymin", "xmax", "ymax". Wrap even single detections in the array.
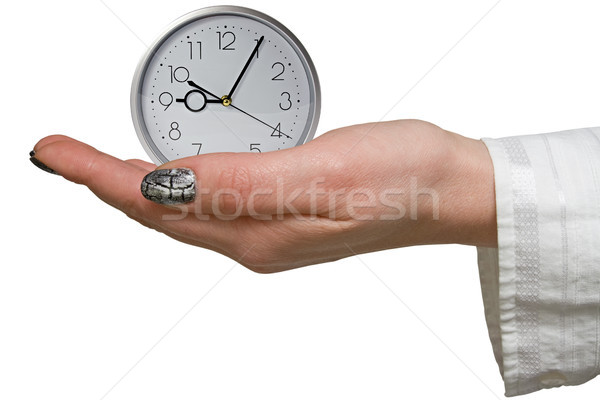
[
  {"xmin": 125, "ymin": 158, "xmax": 156, "ymax": 172},
  {"xmin": 141, "ymin": 141, "xmax": 350, "ymax": 216},
  {"xmin": 34, "ymin": 137, "xmax": 156, "ymax": 173},
  {"xmin": 30, "ymin": 135, "xmax": 82, "ymax": 175},
  {"xmin": 33, "ymin": 134, "xmax": 79, "ymax": 153},
  {"xmin": 32, "ymin": 137, "xmax": 170, "ymax": 219}
]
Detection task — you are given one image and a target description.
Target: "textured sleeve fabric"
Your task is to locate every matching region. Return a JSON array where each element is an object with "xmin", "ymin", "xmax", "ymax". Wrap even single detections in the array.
[{"xmin": 477, "ymin": 127, "xmax": 600, "ymax": 396}]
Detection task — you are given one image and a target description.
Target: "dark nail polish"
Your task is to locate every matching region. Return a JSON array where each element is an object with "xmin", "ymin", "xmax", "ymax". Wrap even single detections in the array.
[
  {"xmin": 30, "ymin": 150, "xmax": 60, "ymax": 175},
  {"xmin": 141, "ymin": 168, "xmax": 196, "ymax": 205}
]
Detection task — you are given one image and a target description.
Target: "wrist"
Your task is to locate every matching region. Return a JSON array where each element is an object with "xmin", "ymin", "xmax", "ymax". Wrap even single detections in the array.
[
  {"xmin": 439, "ymin": 133, "xmax": 497, "ymax": 247},
  {"xmin": 380, "ymin": 122, "xmax": 497, "ymax": 248}
]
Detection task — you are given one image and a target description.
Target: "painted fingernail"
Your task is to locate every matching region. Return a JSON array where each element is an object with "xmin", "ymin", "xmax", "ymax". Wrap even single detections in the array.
[
  {"xmin": 141, "ymin": 168, "xmax": 196, "ymax": 205},
  {"xmin": 29, "ymin": 150, "xmax": 60, "ymax": 175}
]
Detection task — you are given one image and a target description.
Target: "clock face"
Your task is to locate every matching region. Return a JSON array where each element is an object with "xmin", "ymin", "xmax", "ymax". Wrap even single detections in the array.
[{"xmin": 132, "ymin": 7, "xmax": 320, "ymax": 164}]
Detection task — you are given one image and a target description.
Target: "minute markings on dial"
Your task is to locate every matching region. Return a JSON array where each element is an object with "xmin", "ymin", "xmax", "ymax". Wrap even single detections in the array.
[{"xmin": 186, "ymin": 81, "xmax": 293, "ymax": 139}]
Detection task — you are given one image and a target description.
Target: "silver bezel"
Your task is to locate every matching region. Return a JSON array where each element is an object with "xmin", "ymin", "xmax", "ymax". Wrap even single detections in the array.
[{"xmin": 131, "ymin": 6, "xmax": 321, "ymax": 165}]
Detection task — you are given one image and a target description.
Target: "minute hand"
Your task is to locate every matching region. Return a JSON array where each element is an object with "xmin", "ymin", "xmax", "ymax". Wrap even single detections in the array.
[{"xmin": 227, "ymin": 36, "xmax": 264, "ymax": 100}]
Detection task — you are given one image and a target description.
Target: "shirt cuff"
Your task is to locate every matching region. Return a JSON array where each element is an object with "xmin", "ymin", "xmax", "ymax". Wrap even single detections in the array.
[{"xmin": 477, "ymin": 128, "xmax": 600, "ymax": 396}]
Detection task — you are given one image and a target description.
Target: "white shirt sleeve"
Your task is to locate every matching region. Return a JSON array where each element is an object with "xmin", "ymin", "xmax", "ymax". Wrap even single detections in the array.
[{"xmin": 477, "ymin": 127, "xmax": 600, "ymax": 396}]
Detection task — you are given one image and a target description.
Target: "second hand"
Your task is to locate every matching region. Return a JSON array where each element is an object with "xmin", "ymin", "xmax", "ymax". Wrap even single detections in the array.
[{"xmin": 230, "ymin": 105, "xmax": 292, "ymax": 139}]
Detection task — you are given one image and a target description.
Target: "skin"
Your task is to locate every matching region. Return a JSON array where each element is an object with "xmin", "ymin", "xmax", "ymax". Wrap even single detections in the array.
[{"xmin": 32, "ymin": 119, "xmax": 497, "ymax": 273}]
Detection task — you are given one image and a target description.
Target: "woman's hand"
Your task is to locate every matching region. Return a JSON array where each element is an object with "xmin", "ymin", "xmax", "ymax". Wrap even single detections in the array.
[{"xmin": 31, "ymin": 119, "xmax": 496, "ymax": 272}]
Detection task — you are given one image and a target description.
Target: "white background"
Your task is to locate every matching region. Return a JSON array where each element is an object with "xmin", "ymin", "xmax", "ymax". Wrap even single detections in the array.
[{"xmin": 1, "ymin": 0, "xmax": 599, "ymax": 398}]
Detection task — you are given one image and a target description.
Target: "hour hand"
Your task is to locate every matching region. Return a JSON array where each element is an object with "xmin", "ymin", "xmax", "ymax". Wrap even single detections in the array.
[
  {"xmin": 187, "ymin": 81, "xmax": 220, "ymax": 100},
  {"xmin": 175, "ymin": 90, "xmax": 221, "ymax": 112}
]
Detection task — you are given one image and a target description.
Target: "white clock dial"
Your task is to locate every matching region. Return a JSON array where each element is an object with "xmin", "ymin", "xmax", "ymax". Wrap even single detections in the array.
[{"xmin": 131, "ymin": 6, "xmax": 320, "ymax": 164}]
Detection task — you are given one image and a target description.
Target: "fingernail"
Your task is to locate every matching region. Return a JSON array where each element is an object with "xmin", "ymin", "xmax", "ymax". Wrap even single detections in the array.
[
  {"xmin": 141, "ymin": 168, "xmax": 196, "ymax": 205},
  {"xmin": 29, "ymin": 150, "xmax": 60, "ymax": 175}
]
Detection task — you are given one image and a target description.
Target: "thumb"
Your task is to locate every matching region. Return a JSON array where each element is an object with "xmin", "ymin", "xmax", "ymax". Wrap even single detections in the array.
[{"xmin": 141, "ymin": 143, "xmax": 344, "ymax": 217}]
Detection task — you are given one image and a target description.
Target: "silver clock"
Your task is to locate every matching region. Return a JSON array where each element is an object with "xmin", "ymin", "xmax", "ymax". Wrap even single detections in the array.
[{"xmin": 131, "ymin": 6, "xmax": 321, "ymax": 165}]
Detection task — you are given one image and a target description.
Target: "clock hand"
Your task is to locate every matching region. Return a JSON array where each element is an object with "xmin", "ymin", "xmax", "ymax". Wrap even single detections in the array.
[
  {"xmin": 227, "ymin": 36, "xmax": 264, "ymax": 100},
  {"xmin": 175, "ymin": 98, "xmax": 222, "ymax": 104},
  {"xmin": 230, "ymin": 104, "xmax": 292, "ymax": 139},
  {"xmin": 188, "ymin": 80, "xmax": 233, "ymax": 106},
  {"xmin": 187, "ymin": 81, "xmax": 221, "ymax": 100},
  {"xmin": 175, "ymin": 90, "xmax": 221, "ymax": 113}
]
